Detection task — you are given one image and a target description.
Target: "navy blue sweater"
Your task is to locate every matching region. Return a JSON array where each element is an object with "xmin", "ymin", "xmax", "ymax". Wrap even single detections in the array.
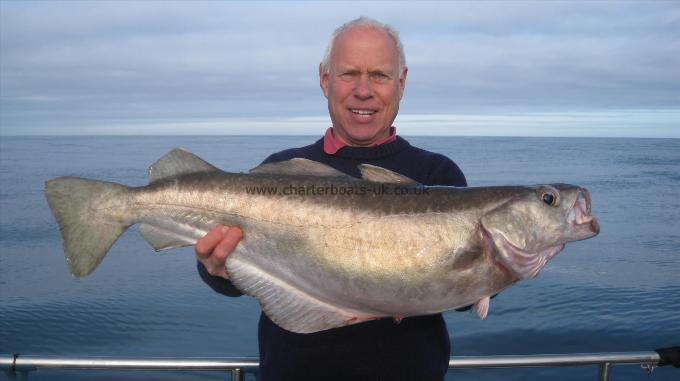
[{"xmin": 198, "ymin": 136, "xmax": 467, "ymax": 381}]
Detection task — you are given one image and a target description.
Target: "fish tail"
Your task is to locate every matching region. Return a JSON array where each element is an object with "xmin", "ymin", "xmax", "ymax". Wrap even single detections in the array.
[{"xmin": 44, "ymin": 177, "xmax": 131, "ymax": 278}]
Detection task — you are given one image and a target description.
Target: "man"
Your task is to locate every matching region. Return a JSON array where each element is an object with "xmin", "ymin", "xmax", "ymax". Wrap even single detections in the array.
[{"xmin": 196, "ymin": 17, "xmax": 466, "ymax": 380}]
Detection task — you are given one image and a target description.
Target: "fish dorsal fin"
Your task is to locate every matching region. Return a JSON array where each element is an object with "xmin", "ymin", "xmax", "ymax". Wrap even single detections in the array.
[
  {"xmin": 358, "ymin": 164, "xmax": 419, "ymax": 184},
  {"xmin": 250, "ymin": 158, "xmax": 351, "ymax": 178},
  {"xmin": 149, "ymin": 148, "xmax": 219, "ymax": 183}
]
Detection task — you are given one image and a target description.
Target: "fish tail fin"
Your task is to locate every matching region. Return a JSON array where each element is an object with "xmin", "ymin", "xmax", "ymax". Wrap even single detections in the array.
[{"xmin": 44, "ymin": 177, "xmax": 131, "ymax": 278}]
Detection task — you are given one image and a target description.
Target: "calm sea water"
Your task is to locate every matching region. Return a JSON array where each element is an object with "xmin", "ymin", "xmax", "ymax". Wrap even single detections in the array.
[{"xmin": 1, "ymin": 136, "xmax": 678, "ymax": 381}]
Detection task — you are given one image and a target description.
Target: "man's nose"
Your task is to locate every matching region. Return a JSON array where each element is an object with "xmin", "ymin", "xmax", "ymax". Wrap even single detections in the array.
[{"xmin": 353, "ymin": 74, "xmax": 373, "ymax": 99}]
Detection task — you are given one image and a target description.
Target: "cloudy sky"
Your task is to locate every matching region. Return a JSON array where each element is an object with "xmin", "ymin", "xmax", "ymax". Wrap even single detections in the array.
[{"xmin": 1, "ymin": 0, "xmax": 679, "ymax": 137}]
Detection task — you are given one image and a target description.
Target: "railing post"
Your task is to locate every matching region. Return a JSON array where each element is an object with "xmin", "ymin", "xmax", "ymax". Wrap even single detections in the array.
[
  {"xmin": 598, "ymin": 362, "xmax": 612, "ymax": 381},
  {"xmin": 232, "ymin": 367, "xmax": 245, "ymax": 381}
]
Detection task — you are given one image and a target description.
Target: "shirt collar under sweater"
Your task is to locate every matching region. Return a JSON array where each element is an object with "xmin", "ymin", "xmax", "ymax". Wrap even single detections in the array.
[
  {"xmin": 314, "ymin": 136, "xmax": 411, "ymax": 161},
  {"xmin": 323, "ymin": 127, "xmax": 398, "ymax": 155},
  {"xmin": 321, "ymin": 130, "xmax": 409, "ymax": 160}
]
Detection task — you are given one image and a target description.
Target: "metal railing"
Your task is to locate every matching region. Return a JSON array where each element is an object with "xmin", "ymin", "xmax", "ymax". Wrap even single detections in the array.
[{"xmin": 1, "ymin": 351, "xmax": 668, "ymax": 381}]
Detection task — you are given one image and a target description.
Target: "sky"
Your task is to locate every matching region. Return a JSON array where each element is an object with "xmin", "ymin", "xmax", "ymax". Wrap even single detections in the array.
[{"xmin": 1, "ymin": 0, "xmax": 679, "ymax": 137}]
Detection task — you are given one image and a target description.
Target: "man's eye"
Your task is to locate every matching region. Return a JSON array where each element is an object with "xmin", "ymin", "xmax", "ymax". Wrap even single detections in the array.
[
  {"xmin": 371, "ymin": 73, "xmax": 389, "ymax": 82},
  {"xmin": 339, "ymin": 72, "xmax": 356, "ymax": 81}
]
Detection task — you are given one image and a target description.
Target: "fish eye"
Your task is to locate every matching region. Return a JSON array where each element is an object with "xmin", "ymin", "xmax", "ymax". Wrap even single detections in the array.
[
  {"xmin": 542, "ymin": 193, "xmax": 556, "ymax": 206},
  {"xmin": 536, "ymin": 186, "xmax": 560, "ymax": 207}
]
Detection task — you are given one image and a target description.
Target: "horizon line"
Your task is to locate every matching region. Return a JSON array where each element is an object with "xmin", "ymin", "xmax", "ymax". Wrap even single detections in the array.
[{"xmin": 1, "ymin": 133, "xmax": 678, "ymax": 140}]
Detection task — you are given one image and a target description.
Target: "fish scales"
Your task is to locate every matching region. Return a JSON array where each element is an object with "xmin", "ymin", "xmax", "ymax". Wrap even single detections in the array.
[{"xmin": 134, "ymin": 172, "xmax": 492, "ymax": 285}]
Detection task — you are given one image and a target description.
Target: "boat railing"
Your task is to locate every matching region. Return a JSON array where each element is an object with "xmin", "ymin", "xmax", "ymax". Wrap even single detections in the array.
[{"xmin": 1, "ymin": 348, "xmax": 678, "ymax": 381}]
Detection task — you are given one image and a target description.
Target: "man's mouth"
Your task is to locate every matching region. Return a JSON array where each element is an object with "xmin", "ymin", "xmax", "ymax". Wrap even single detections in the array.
[{"xmin": 349, "ymin": 108, "xmax": 377, "ymax": 116}]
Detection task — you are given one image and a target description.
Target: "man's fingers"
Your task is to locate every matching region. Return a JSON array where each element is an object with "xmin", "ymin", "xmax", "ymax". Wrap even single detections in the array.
[
  {"xmin": 195, "ymin": 225, "xmax": 229, "ymax": 258},
  {"xmin": 213, "ymin": 226, "xmax": 244, "ymax": 262},
  {"xmin": 195, "ymin": 226, "xmax": 243, "ymax": 280}
]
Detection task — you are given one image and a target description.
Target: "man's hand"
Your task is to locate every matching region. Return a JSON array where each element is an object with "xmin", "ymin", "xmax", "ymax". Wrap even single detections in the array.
[{"xmin": 195, "ymin": 225, "xmax": 243, "ymax": 280}]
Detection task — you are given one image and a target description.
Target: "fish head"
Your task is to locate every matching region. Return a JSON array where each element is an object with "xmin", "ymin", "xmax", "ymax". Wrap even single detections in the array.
[{"xmin": 481, "ymin": 184, "xmax": 599, "ymax": 280}]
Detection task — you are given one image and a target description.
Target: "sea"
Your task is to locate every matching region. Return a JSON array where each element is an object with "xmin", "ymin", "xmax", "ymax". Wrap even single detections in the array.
[{"xmin": 1, "ymin": 136, "xmax": 678, "ymax": 381}]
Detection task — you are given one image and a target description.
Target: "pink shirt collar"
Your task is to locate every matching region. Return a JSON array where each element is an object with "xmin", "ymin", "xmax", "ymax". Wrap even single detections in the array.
[{"xmin": 323, "ymin": 127, "xmax": 397, "ymax": 155}]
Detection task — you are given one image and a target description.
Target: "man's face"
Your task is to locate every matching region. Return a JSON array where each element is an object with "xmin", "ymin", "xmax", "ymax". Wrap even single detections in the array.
[{"xmin": 320, "ymin": 27, "xmax": 407, "ymax": 147}]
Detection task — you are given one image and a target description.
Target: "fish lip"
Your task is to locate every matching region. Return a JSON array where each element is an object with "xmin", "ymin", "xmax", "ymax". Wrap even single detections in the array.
[{"xmin": 567, "ymin": 188, "xmax": 600, "ymax": 236}]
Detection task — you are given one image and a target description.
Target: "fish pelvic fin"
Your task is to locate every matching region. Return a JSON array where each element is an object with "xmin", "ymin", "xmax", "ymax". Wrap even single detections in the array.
[
  {"xmin": 473, "ymin": 296, "xmax": 491, "ymax": 319},
  {"xmin": 149, "ymin": 148, "xmax": 220, "ymax": 183},
  {"xmin": 44, "ymin": 177, "xmax": 130, "ymax": 278}
]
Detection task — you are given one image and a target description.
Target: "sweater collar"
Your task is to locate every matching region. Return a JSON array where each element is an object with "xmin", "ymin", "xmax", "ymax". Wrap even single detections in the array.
[{"xmin": 323, "ymin": 127, "xmax": 397, "ymax": 155}]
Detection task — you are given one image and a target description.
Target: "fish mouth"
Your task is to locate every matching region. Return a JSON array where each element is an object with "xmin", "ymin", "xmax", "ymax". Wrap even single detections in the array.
[
  {"xmin": 567, "ymin": 188, "xmax": 600, "ymax": 238},
  {"xmin": 483, "ymin": 225, "xmax": 565, "ymax": 280}
]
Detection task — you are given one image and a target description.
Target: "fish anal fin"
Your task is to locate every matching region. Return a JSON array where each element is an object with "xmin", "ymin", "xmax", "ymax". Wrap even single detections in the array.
[
  {"xmin": 149, "ymin": 148, "xmax": 219, "ymax": 183},
  {"xmin": 139, "ymin": 223, "xmax": 196, "ymax": 251},
  {"xmin": 227, "ymin": 256, "xmax": 369, "ymax": 333},
  {"xmin": 250, "ymin": 158, "xmax": 351, "ymax": 178},
  {"xmin": 473, "ymin": 296, "xmax": 491, "ymax": 319}
]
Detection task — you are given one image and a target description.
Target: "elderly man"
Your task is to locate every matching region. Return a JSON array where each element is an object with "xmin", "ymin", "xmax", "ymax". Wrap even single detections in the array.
[{"xmin": 196, "ymin": 17, "xmax": 466, "ymax": 380}]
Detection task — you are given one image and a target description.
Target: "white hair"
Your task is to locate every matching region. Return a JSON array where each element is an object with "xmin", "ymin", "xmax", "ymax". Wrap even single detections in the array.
[{"xmin": 320, "ymin": 17, "xmax": 406, "ymax": 75}]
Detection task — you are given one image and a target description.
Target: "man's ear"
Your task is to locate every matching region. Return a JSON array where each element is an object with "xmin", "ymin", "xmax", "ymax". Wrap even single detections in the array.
[
  {"xmin": 398, "ymin": 67, "xmax": 408, "ymax": 100},
  {"xmin": 319, "ymin": 63, "xmax": 329, "ymax": 99}
]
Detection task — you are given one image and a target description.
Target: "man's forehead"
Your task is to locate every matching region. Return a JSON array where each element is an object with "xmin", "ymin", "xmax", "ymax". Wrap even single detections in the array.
[
  {"xmin": 331, "ymin": 27, "xmax": 399, "ymax": 70},
  {"xmin": 333, "ymin": 61, "xmax": 395, "ymax": 72}
]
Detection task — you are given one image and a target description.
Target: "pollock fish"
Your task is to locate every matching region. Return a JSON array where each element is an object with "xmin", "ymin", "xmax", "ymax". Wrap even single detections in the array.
[{"xmin": 44, "ymin": 148, "xmax": 599, "ymax": 333}]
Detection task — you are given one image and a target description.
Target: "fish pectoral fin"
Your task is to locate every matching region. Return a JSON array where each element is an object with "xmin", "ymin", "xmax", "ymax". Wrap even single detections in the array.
[
  {"xmin": 149, "ymin": 148, "xmax": 220, "ymax": 183},
  {"xmin": 358, "ymin": 164, "xmax": 420, "ymax": 184},
  {"xmin": 249, "ymin": 158, "xmax": 352, "ymax": 178},
  {"xmin": 227, "ymin": 257, "xmax": 368, "ymax": 334},
  {"xmin": 473, "ymin": 296, "xmax": 491, "ymax": 320},
  {"xmin": 139, "ymin": 223, "xmax": 197, "ymax": 251}
]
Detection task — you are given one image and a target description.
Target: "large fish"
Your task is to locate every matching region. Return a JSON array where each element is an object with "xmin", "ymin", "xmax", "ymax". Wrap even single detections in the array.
[{"xmin": 44, "ymin": 148, "xmax": 599, "ymax": 333}]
